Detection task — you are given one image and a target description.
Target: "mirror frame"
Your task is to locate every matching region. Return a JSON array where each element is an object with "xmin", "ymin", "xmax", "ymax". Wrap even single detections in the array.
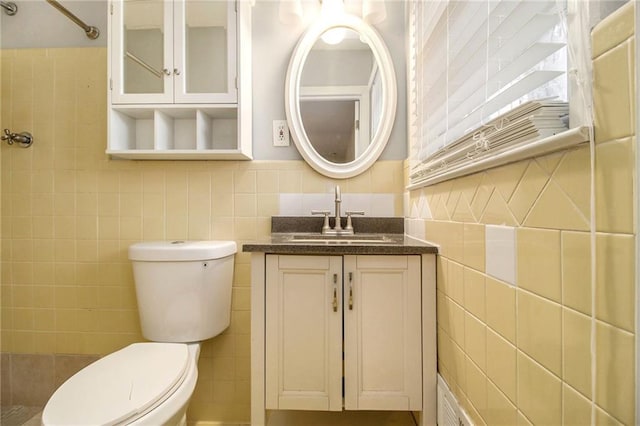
[{"xmin": 285, "ymin": 14, "xmax": 397, "ymax": 179}]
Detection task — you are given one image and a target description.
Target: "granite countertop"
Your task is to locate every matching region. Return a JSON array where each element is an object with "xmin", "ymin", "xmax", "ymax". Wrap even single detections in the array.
[{"xmin": 242, "ymin": 217, "xmax": 438, "ymax": 255}]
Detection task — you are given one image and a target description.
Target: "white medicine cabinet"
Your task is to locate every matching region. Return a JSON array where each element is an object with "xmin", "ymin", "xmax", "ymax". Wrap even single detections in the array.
[{"xmin": 107, "ymin": 0, "xmax": 252, "ymax": 159}]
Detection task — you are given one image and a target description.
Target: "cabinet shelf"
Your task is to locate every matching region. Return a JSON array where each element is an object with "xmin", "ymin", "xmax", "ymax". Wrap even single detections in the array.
[
  {"xmin": 108, "ymin": 106, "xmax": 245, "ymax": 157},
  {"xmin": 106, "ymin": 149, "xmax": 252, "ymax": 160}
]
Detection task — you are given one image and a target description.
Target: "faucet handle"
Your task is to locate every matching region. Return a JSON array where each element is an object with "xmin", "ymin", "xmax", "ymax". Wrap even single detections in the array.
[
  {"xmin": 311, "ymin": 210, "xmax": 331, "ymax": 234},
  {"xmin": 344, "ymin": 211, "xmax": 365, "ymax": 232},
  {"xmin": 1, "ymin": 129, "xmax": 13, "ymax": 144}
]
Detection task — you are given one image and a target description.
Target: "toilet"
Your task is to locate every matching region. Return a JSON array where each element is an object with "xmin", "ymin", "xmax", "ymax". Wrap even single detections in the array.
[{"xmin": 42, "ymin": 240, "xmax": 237, "ymax": 426}]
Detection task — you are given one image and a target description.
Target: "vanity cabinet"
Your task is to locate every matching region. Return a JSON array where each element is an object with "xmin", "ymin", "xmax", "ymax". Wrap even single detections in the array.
[
  {"xmin": 265, "ymin": 254, "xmax": 423, "ymax": 412},
  {"xmin": 107, "ymin": 0, "xmax": 251, "ymax": 159}
]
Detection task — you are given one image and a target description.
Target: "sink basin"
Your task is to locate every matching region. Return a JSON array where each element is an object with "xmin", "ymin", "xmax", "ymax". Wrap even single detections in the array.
[{"xmin": 284, "ymin": 234, "xmax": 395, "ymax": 244}]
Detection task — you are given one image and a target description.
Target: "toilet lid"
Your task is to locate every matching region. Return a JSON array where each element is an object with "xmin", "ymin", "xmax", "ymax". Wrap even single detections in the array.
[{"xmin": 43, "ymin": 343, "xmax": 190, "ymax": 426}]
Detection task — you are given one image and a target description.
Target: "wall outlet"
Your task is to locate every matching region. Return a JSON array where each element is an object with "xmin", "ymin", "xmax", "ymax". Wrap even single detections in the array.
[{"xmin": 273, "ymin": 120, "xmax": 290, "ymax": 147}]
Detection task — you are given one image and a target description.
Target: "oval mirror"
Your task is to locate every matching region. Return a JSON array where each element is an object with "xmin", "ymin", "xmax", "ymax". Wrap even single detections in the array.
[{"xmin": 285, "ymin": 14, "xmax": 397, "ymax": 179}]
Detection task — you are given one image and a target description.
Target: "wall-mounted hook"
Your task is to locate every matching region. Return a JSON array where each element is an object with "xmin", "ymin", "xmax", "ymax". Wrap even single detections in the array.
[{"xmin": 2, "ymin": 129, "xmax": 33, "ymax": 148}]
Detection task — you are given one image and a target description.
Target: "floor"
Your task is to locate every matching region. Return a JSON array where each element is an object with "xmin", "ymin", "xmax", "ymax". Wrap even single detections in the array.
[
  {"xmin": 266, "ymin": 410, "xmax": 419, "ymax": 426},
  {"xmin": 0, "ymin": 406, "xmax": 42, "ymax": 426},
  {"xmin": 1, "ymin": 407, "xmax": 417, "ymax": 426}
]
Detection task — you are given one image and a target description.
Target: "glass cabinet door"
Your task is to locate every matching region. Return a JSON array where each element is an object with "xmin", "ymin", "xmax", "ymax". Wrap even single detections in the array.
[
  {"xmin": 112, "ymin": 0, "xmax": 174, "ymax": 103},
  {"xmin": 111, "ymin": 0, "xmax": 236, "ymax": 105},
  {"xmin": 173, "ymin": 0, "xmax": 237, "ymax": 103}
]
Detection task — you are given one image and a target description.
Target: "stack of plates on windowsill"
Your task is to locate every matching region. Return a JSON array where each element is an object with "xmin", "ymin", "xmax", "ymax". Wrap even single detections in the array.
[{"xmin": 411, "ymin": 100, "xmax": 569, "ymax": 182}]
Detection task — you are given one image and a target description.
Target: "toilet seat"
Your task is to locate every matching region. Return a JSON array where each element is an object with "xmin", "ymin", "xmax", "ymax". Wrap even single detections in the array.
[{"xmin": 42, "ymin": 343, "xmax": 192, "ymax": 426}]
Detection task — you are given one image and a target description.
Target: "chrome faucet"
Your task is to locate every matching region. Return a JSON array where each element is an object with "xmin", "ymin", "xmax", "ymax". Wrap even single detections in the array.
[
  {"xmin": 311, "ymin": 185, "xmax": 364, "ymax": 235},
  {"xmin": 334, "ymin": 185, "xmax": 342, "ymax": 231}
]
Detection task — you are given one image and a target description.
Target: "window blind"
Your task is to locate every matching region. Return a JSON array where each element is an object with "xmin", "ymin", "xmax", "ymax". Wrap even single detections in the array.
[{"xmin": 408, "ymin": 0, "xmax": 571, "ymax": 186}]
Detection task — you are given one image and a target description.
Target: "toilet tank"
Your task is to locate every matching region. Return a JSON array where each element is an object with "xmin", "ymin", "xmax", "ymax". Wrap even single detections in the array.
[{"xmin": 128, "ymin": 241, "xmax": 237, "ymax": 343}]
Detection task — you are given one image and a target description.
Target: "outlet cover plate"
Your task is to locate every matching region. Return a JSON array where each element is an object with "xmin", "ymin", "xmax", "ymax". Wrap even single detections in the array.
[{"xmin": 273, "ymin": 120, "xmax": 290, "ymax": 147}]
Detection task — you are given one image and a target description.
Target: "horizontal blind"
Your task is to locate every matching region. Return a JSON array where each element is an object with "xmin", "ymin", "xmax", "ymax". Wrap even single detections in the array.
[{"xmin": 409, "ymin": 0, "xmax": 569, "ymax": 185}]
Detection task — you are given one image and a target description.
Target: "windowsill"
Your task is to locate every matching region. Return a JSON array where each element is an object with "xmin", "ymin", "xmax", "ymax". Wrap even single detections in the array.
[{"xmin": 407, "ymin": 126, "xmax": 591, "ymax": 190}]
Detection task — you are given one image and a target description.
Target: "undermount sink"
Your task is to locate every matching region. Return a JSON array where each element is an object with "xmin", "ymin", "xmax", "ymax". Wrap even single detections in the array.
[{"xmin": 284, "ymin": 234, "xmax": 395, "ymax": 244}]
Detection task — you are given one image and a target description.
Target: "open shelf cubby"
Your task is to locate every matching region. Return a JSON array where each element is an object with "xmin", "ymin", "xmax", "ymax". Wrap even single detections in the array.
[{"xmin": 107, "ymin": 105, "xmax": 249, "ymax": 160}]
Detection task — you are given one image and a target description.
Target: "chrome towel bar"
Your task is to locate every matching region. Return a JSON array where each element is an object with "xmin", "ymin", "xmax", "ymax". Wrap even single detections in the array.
[{"xmin": 46, "ymin": 0, "xmax": 99, "ymax": 40}]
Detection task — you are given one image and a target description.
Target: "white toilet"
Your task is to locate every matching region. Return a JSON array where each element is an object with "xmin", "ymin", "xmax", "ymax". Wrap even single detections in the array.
[{"xmin": 42, "ymin": 240, "xmax": 237, "ymax": 426}]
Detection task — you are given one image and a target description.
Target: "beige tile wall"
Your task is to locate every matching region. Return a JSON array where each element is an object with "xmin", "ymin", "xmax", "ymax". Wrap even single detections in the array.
[
  {"xmin": 0, "ymin": 47, "xmax": 405, "ymax": 422},
  {"xmin": 407, "ymin": 2, "xmax": 636, "ymax": 424},
  {"xmin": 1, "ymin": 352, "xmax": 99, "ymax": 407}
]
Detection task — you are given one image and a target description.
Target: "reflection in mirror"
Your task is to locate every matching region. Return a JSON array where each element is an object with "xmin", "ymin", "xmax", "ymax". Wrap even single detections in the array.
[
  {"xmin": 299, "ymin": 28, "xmax": 382, "ymax": 164},
  {"xmin": 184, "ymin": 1, "xmax": 228, "ymax": 94},
  {"xmin": 300, "ymin": 99, "xmax": 357, "ymax": 163},
  {"xmin": 122, "ymin": 0, "xmax": 229, "ymax": 96},
  {"xmin": 123, "ymin": 0, "xmax": 165, "ymax": 94}
]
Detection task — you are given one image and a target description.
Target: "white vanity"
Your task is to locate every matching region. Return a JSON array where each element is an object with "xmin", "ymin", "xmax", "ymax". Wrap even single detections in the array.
[{"xmin": 244, "ymin": 218, "xmax": 437, "ymax": 426}]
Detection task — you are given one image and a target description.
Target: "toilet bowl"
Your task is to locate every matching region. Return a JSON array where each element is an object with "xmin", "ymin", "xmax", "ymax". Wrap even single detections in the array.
[
  {"xmin": 43, "ymin": 343, "xmax": 199, "ymax": 426},
  {"xmin": 42, "ymin": 241, "xmax": 236, "ymax": 425}
]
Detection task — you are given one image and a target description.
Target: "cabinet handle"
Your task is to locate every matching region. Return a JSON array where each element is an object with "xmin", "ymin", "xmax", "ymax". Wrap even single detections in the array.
[
  {"xmin": 332, "ymin": 273, "xmax": 338, "ymax": 312},
  {"xmin": 173, "ymin": 68, "xmax": 181, "ymax": 76},
  {"xmin": 162, "ymin": 68, "xmax": 171, "ymax": 76},
  {"xmin": 348, "ymin": 272, "xmax": 353, "ymax": 310}
]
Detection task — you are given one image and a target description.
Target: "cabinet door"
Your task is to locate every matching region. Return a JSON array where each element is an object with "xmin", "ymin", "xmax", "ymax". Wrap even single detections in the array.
[
  {"xmin": 111, "ymin": 0, "xmax": 174, "ymax": 104},
  {"xmin": 265, "ymin": 255, "xmax": 343, "ymax": 411},
  {"xmin": 173, "ymin": 0, "xmax": 237, "ymax": 103},
  {"xmin": 111, "ymin": 0, "xmax": 237, "ymax": 105},
  {"xmin": 343, "ymin": 255, "xmax": 422, "ymax": 411}
]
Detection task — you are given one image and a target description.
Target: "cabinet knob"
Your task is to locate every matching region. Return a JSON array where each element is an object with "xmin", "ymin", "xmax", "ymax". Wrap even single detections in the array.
[
  {"xmin": 162, "ymin": 68, "xmax": 171, "ymax": 76},
  {"xmin": 173, "ymin": 68, "xmax": 181, "ymax": 76}
]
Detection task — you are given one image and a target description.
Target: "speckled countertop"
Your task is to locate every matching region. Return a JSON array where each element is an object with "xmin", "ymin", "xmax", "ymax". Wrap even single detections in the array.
[{"xmin": 242, "ymin": 217, "xmax": 438, "ymax": 255}]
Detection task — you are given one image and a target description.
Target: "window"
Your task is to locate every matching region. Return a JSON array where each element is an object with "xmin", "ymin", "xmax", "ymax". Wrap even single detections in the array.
[{"xmin": 407, "ymin": 0, "xmax": 592, "ymax": 188}]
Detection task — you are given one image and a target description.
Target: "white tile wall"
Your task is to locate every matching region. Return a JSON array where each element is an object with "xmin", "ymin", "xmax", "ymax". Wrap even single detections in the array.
[
  {"xmin": 343, "ymin": 194, "xmax": 372, "ymax": 214},
  {"xmin": 301, "ymin": 193, "xmax": 334, "ymax": 213},
  {"xmin": 279, "ymin": 194, "xmax": 304, "ymax": 216},
  {"xmin": 279, "ymin": 193, "xmax": 397, "ymax": 217},
  {"xmin": 405, "ymin": 218, "xmax": 426, "ymax": 240},
  {"xmin": 408, "ymin": 191, "xmax": 432, "ymax": 219},
  {"xmin": 485, "ymin": 225, "xmax": 517, "ymax": 286}
]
